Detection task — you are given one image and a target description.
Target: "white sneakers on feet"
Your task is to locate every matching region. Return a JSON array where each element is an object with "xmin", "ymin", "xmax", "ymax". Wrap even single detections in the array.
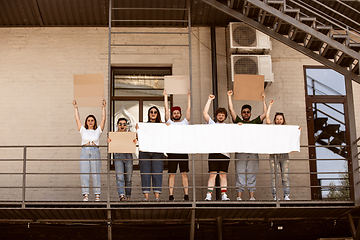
[
  {"xmin": 250, "ymin": 197, "xmax": 256, "ymax": 201},
  {"xmin": 205, "ymin": 192, "xmax": 212, "ymax": 201},
  {"xmin": 273, "ymin": 196, "xmax": 277, "ymax": 201},
  {"xmin": 236, "ymin": 197, "xmax": 242, "ymax": 201},
  {"xmin": 83, "ymin": 194, "xmax": 89, "ymax": 202},
  {"xmin": 284, "ymin": 195, "xmax": 291, "ymax": 201},
  {"xmin": 95, "ymin": 194, "xmax": 100, "ymax": 202},
  {"xmin": 221, "ymin": 193, "xmax": 230, "ymax": 201}
]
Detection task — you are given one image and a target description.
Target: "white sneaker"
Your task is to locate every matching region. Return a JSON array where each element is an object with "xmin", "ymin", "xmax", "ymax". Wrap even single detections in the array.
[
  {"xmin": 236, "ymin": 197, "xmax": 242, "ymax": 201},
  {"xmin": 284, "ymin": 195, "xmax": 291, "ymax": 201},
  {"xmin": 83, "ymin": 194, "xmax": 89, "ymax": 202},
  {"xmin": 221, "ymin": 193, "xmax": 230, "ymax": 201},
  {"xmin": 250, "ymin": 197, "xmax": 256, "ymax": 201},
  {"xmin": 273, "ymin": 196, "xmax": 277, "ymax": 201},
  {"xmin": 95, "ymin": 194, "xmax": 100, "ymax": 202},
  {"xmin": 205, "ymin": 192, "xmax": 212, "ymax": 201}
]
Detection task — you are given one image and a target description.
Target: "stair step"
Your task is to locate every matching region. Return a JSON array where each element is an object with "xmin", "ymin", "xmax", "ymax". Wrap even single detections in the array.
[
  {"xmin": 300, "ymin": 17, "xmax": 316, "ymax": 27},
  {"xmin": 266, "ymin": 0, "xmax": 284, "ymax": 10},
  {"xmin": 315, "ymin": 25, "xmax": 332, "ymax": 36},
  {"xmin": 321, "ymin": 44, "xmax": 339, "ymax": 59},
  {"xmin": 349, "ymin": 43, "xmax": 360, "ymax": 52},
  {"xmin": 283, "ymin": 8, "xmax": 300, "ymax": 20},
  {"xmin": 275, "ymin": 20, "xmax": 292, "ymax": 35},
  {"xmin": 336, "ymin": 53, "xmax": 356, "ymax": 68},
  {"xmin": 351, "ymin": 62, "xmax": 359, "ymax": 75},
  {"xmin": 324, "ymin": 124, "xmax": 341, "ymax": 134},
  {"xmin": 314, "ymin": 117, "xmax": 328, "ymax": 131},
  {"xmin": 331, "ymin": 34, "xmax": 349, "ymax": 44},
  {"xmin": 306, "ymin": 37, "xmax": 324, "ymax": 51}
]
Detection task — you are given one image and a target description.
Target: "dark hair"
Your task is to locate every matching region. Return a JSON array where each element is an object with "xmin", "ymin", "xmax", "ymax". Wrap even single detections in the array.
[
  {"xmin": 241, "ymin": 104, "xmax": 252, "ymax": 112},
  {"xmin": 274, "ymin": 112, "xmax": 286, "ymax": 125},
  {"xmin": 84, "ymin": 115, "xmax": 97, "ymax": 130},
  {"xmin": 148, "ymin": 106, "xmax": 162, "ymax": 123},
  {"xmin": 117, "ymin": 117, "xmax": 128, "ymax": 125},
  {"xmin": 215, "ymin": 107, "xmax": 227, "ymax": 119}
]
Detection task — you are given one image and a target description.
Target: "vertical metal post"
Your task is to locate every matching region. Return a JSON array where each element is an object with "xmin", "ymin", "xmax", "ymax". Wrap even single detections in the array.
[
  {"xmin": 210, "ymin": 24, "xmax": 219, "ymax": 112},
  {"xmin": 190, "ymin": 209, "xmax": 195, "ymax": 240},
  {"xmin": 210, "ymin": 24, "xmax": 221, "ymax": 200},
  {"xmin": 22, "ymin": 146, "xmax": 27, "ymax": 208},
  {"xmin": 107, "ymin": 0, "xmax": 113, "ymax": 209},
  {"xmin": 107, "ymin": 210, "xmax": 112, "ymax": 240},
  {"xmin": 274, "ymin": 155, "xmax": 280, "ymax": 207},
  {"xmin": 345, "ymin": 76, "xmax": 360, "ymax": 205},
  {"xmin": 217, "ymin": 216, "xmax": 223, "ymax": 240},
  {"xmin": 187, "ymin": 0, "xmax": 196, "ymax": 207}
]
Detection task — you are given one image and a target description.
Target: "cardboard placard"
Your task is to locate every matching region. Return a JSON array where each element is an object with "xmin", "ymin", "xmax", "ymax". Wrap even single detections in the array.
[
  {"xmin": 233, "ymin": 74, "xmax": 264, "ymax": 101},
  {"xmin": 74, "ymin": 74, "xmax": 104, "ymax": 107},
  {"xmin": 108, "ymin": 132, "xmax": 137, "ymax": 153},
  {"xmin": 164, "ymin": 75, "xmax": 190, "ymax": 95}
]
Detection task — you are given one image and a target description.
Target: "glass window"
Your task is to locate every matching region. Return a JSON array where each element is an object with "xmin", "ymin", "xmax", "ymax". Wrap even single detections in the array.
[{"xmin": 306, "ymin": 68, "xmax": 346, "ymax": 96}]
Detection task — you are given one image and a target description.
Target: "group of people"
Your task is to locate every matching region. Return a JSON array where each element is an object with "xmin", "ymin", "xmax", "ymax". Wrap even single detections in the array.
[{"xmin": 73, "ymin": 90, "xmax": 292, "ymax": 202}]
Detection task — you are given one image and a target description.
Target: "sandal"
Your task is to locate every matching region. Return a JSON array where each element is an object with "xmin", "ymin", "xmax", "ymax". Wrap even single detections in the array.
[
  {"xmin": 119, "ymin": 195, "xmax": 126, "ymax": 202},
  {"xmin": 142, "ymin": 198, "xmax": 148, "ymax": 202}
]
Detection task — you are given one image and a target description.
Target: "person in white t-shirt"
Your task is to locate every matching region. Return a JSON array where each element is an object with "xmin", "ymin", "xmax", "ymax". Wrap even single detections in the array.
[
  {"xmin": 73, "ymin": 99, "xmax": 106, "ymax": 202},
  {"xmin": 163, "ymin": 90, "xmax": 191, "ymax": 201},
  {"xmin": 203, "ymin": 94, "xmax": 234, "ymax": 201}
]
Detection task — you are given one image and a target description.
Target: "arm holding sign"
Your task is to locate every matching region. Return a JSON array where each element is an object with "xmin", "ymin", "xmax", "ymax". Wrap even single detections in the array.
[
  {"xmin": 266, "ymin": 100, "xmax": 274, "ymax": 124},
  {"xmin": 227, "ymin": 90, "xmax": 237, "ymax": 122},
  {"xmin": 203, "ymin": 94, "xmax": 215, "ymax": 124},
  {"xmin": 260, "ymin": 92, "xmax": 267, "ymax": 122}
]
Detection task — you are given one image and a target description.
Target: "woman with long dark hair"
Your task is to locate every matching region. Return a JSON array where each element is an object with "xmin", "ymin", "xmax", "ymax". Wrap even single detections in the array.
[
  {"xmin": 138, "ymin": 106, "xmax": 164, "ymax": 202},
  {"xmin": 73, "ymin": 100, "xmax": 106, "ymax": 201}
]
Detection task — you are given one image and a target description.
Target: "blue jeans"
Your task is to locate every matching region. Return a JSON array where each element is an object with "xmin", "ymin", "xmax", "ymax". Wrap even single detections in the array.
[
  {"xmin": 114, "ymin": 153, "xmax": 133, "ymax": 198},
  {"xmin": 79, "ymin": 147, "xmax": 101, "ymax": 195},
  {"xmin": 139, "ymin": 151, "xmax": 164, "ymax": 194},
  {"xmin": 269, "ymin": 154, "xmax": 290, "ymax": 196},
  {"xmin": 235, "ymin": 153, "xmax": 259, "ymax": 193}
]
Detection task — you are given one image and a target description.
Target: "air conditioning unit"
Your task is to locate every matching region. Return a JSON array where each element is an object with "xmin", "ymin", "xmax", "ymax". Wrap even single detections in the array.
[
  {"xmin": 228, "ymin": 22, "xmax": 271, "ymax": 54},
  {"xmin": 230, "ymin": 55, "xmax": 274, "ymax": 83}
]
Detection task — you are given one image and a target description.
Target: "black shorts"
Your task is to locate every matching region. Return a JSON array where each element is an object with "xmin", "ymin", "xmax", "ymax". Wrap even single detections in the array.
[
  {"xmin": 167, "ymin": 154, "xmax": 189, "ymax": 173},
  {"xmin": 208, "ymin": 153, "xmax": 230, "ymax": 173}
]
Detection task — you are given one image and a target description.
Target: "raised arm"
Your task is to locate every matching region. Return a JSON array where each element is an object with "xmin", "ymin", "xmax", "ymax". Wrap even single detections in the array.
[
  {"xmin": 99, "ymin": 100, "xmax": 106, "ymax": 131},
  {"xmin": 163, "ymin": 89, "xmax": 170, "ymax": 122},
  {"xmin": 185, "ymin": 90, "xmax": 191, "ymax": 121},
  {"xmin": 73, "ymin": 100, "xmax": 82, "ymax": 131},
  {"xmin": 227, "ymin": 90, "xmax": 237, "ymax": 122},
  {"xmin": 260, "ymin": 92, "xmax": 267, "ymax": 122},
  {"xmin": 203, "ymin": 94, "xmax": 215, "ymax": 124},
  {"xmin": 266, "ymin": 100, "xmax": 274, "ymax": 124}
]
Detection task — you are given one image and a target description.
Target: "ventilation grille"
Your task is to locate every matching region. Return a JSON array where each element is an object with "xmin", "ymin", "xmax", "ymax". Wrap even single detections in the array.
[
  {"xmin": 232, "ymin": 25, "xmax": 257, "ymax": 47},
  {"xmin": 233, "ymin": 56, "xmax": 258, "ymax": 75}
]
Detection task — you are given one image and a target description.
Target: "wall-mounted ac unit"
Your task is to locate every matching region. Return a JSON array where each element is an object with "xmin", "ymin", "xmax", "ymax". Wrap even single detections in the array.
[
  {"xmin": 228, "ymin": 22, "xmax": 271, "ymax": 54},
  {"xmin": 231, "ymin": 55, "xmax": 274, "ymax": 83}
]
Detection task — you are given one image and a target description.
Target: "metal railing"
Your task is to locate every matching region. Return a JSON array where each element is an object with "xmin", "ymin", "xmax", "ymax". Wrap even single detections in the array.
[{"xmin": 0, "ymin": 144, "xmax": 356, "ymax": 208}]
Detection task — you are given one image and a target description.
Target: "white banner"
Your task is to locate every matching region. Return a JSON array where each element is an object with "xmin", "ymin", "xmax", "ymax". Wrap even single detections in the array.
[{"xmin": 137, "ymin": 123, "xmax": 300, "ymax": 154}]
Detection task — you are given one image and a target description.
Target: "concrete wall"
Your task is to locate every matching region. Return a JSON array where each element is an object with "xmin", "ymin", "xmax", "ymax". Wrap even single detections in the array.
[{"xmin": 0, "ymin": 26, "xmax": 345, "ymax": 202}]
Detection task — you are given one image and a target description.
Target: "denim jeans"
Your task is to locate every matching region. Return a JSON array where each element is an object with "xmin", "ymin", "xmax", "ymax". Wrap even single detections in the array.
[
  {"xmin": 269, "ymin": 153, "xmax": 290, "ymax": 196},
  {"xmin": 235, "ymin": 153, "xmax": 259, "ymax": 193},
  {"xmin": 139, "ymin": 151, "xmax": 164, "ymax": 194},
  {"xmin": 114, "ymin": 153, "xmax": 133, "ymax": 198},
  {"xmin": 79, "ymin": 147, "xmax": 101, "ymax": 195}
]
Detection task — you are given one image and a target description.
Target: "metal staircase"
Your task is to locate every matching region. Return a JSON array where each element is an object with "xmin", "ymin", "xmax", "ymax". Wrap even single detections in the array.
[{"xmin": 202, "ymin": 0, "xmax": 360, "ymax": 83}]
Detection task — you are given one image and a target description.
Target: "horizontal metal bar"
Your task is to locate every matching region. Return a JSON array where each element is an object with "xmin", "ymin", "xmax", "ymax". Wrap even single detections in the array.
[
  {"xmin": 111, "ymin": 7, "xmax": 187, "ymax": 11},
  {"xmin": 111, "ymin": 32, "xmax": 189, "ymax": 34},
  {"xmin": 111, "ymin": 19, "xmax": 188, "ymax": 22},
  {"xmin": 111, "ymin": 44, "xmax": 189, "ymax": 47}
]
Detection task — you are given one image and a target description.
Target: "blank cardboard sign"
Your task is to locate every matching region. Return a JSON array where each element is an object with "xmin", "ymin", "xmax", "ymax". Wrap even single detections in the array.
[
  {"xmin": 233, "ymin": 74, "xmax": 264, "ymax": 101},
  {"xmin": 108, "ymin": 132, "xmax": 137, "ymax": 153},
  {"xmin": 164, "ymin": 75, "xmax": 190, "ymax": 95},
  {"xmin": 74, "ymin": 74, "xmax": 104, "ymax": 107}
]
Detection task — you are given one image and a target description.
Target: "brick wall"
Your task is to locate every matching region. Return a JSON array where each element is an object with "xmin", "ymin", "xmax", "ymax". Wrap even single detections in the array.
[{"xmin": 0, "ymin": 26, "xmax": 350, "ymax": 202}]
